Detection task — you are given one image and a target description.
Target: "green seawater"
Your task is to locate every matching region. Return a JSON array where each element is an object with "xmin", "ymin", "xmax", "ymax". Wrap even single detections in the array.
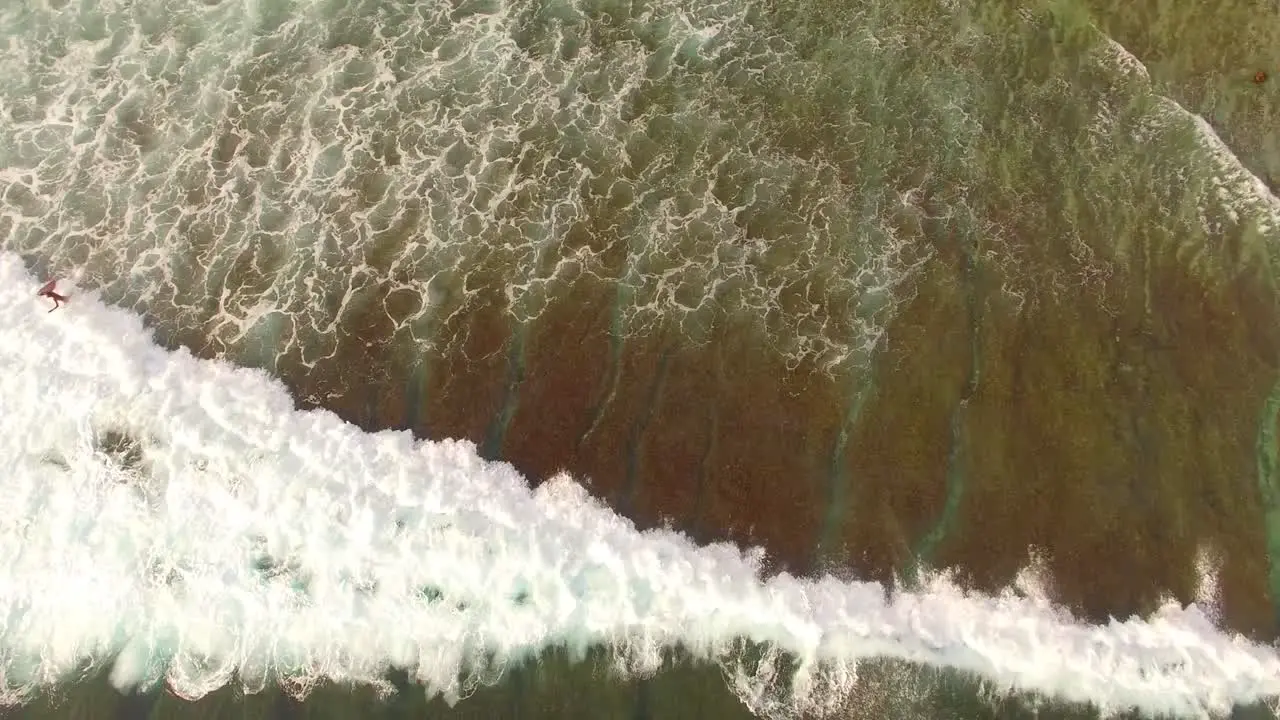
[{"xmin": 3, "ymin": 0, "xmax": 1280, "ymax": 717}]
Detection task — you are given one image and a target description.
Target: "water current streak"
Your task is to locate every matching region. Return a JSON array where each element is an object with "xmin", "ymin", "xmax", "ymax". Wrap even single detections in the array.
[
  {"xmin": 1255, "ymin": 377, "xmax": 1280, "ymax": 627},
  {"xmin": 908, "ymin": 230, "xmax": 981, "ymax": 582},
  {"xmin": 620, "ymin": 346, "xmax": 672, "ymax": 516},
  {"xmin": 814, "ymin": 376, "xmax": 873, "ymax": 571},
  {"xmin": 482, "ymin": 324, "xmax": 528, "ymax": 461},
  {"xmin": 689, "ymin": 341, "xmax": 723, "ymax": 544},
  {"xmin": 577, "ymin": 288, "xmax": 627, "ymax": 455},
  {"xmin": 402, "ymin": 360, "xmax": 430, "ymax": 432}
]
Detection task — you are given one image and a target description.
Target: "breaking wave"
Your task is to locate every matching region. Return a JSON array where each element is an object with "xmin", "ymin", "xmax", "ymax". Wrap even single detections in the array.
[{"xmin": 1, "ymin": 254, "xmax": 1278, "ymax": 719}]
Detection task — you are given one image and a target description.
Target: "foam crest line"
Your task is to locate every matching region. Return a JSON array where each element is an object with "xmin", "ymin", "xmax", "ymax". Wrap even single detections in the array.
[
  {"xmin": 0, "ymin": 252, "xmax": 1277, "ymax": 718},
  {"xmin": 1092, "ymin": 34, "xmax": 1280, "ymax": 233}
]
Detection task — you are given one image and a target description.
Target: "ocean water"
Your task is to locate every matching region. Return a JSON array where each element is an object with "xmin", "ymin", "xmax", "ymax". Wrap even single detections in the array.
[
  {"xmin": 3, "ymin": 0, "xmax": 1280, "ymax": 718},
  {"xmin": 0, "ymin": 257, "xmax": 1277, "ymax": 716}
]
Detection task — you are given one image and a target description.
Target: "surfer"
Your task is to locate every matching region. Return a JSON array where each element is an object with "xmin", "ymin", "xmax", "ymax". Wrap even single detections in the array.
[{"xmin": 37, "ymin": 279, "xmax": 69, "ymax": 312}]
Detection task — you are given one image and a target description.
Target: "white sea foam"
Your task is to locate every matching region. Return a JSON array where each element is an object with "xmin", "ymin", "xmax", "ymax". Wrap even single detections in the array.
[
  {"xmin": 1092, "ymin": 35, "xmax": 1280, "ymax": 237},
  {"xmin": 0, "ymin": 0, "xmax": 922, "ymax": 377},
  {"xmin": 0, "ymin": 252, "xmax": 1278, "ymax": 719}
]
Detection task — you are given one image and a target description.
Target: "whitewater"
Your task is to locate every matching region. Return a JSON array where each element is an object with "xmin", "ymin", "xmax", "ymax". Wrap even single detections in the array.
[{"xmin": 0, "ymin": 253, "xmax": 1276, "ymax": 719}]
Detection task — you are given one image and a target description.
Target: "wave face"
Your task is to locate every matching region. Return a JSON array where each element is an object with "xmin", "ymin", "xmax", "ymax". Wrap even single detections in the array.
[{"xmin": 0, "ymin": 253, "xmax": 1278, "ymax": 718}]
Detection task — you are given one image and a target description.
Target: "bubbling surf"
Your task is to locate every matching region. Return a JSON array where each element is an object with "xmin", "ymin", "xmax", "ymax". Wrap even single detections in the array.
[{"xmin": 0, "ymin": 252, "xmax": 1277, "ymax": 719}]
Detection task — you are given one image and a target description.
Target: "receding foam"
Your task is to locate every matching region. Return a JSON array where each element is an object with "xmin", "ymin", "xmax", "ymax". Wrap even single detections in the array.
[{"xmin": 0, "ymin": 252, "xmax": 1279, "ymax": 718}]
